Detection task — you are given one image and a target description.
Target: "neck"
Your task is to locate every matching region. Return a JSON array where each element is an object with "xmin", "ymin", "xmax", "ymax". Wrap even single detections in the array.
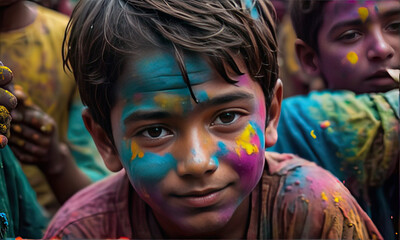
[{"xmin": 0, "ymin": 1, "xmax": 37, "ymax": 32}]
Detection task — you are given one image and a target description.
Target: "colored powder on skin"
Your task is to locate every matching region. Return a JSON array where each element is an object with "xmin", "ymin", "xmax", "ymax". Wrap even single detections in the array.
[
  {"xmin": 196, "ymin": 90, "xmax": 210, "ymax": 103},
  {"xmin": 130, "ymin": 152, "xmax": 177, "ymax": 184},
  {"xmin": 154, "ymin": 94, "xmax": 186, "ymax": 114},
  {"xmin": 0, "ymin": 106, "xmax": 9, "ymax": 120},
  {"xmin": 0, "ymin": 90, "xmax": 16, "ymax": 107},
  {"xmin": 0, "ymin": 124, "xmax": 6, "ymax": 134},
  {"xmin": 319, "ymin": 120, "xmax": 331, "ymax": 129},
  {"xmin": 346, "ymin": 51, "xmax": 359, "ymax": 64},
  {"xmin": 235, "ymin": 123, "xmax": 259, "ymax": 156},
  {"xmin": 321, "ymin": 191, "xmax": 328, "ymax": 201},
  {"xmin": 0, "ymin": 66, "xmax": 12, "ymax": 81},
  {"xmin": 310, "ymin": 130, "xmax": 316, "ymax": 139},
  {"xmin": 0, "ymin": 136, "xmax": 6, "ymax": 148},
  {"xmin": 358, "ymin": 7, "xmax": 369, "ymax": 22},
  {"xmin": 374, "ymin": 4, "xmax": 379, "ymax": 13},
  {"xmin": 130, "ymin": 141, "xmax": 144, "ymax": 160}
]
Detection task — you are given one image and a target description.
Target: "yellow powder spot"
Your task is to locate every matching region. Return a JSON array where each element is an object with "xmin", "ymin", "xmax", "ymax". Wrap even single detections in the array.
[
  {"xmin": 358, "ymin": 7, "xmax": 369, "ymax": 22},
  {"xmin": 0, "ymin": 124, "xmax": 6, "ymax": 134},
  {"xmin": 310, "ymin": 130, "xmax": 316, "ymax": 139},
  {"xmin": 346, "ymin": 51, "xmax": 359, "ymax": 64},
  {"xmin": 130, "ymin": 141, "xmax": 144, "ymax": 160},
  {"xmin": 321, "ymin": 191, "xmax": 328, "ymax": 201},
  {"xmin": 333, "ymin": 192, "xmax": 343, "ymax": 203},
  {"xmin": 319, "ymin": 120, "xmax": 331, "ymax": 129},
  {"xmin": 235, "ymin": 124, "xmax": 259, "ymax": 156},
  {"xmin": 154, "ymin": 94, "xmax": 185, "ymax": 114},
  {"xmin": 0, "ymin": 106, "xmax": 9, "ymax": 120}
]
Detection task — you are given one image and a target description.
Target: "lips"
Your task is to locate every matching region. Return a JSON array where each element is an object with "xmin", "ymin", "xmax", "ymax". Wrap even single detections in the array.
[
  {"xmin": 366, "ymin": 70, "xmax": 392, "ymax": 80},
  {"xmin": 172, "ymin": 185, "xmax": 229, "ymax": 208}
]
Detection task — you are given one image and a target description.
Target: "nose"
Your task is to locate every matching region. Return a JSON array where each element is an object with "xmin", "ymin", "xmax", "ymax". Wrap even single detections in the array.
[
  {"xmin": 367, "ymin": 28, "xmax": 395, "ymax": 61},
  {"xmin": 176, "ymin": 128, "xmax": 218, "ymax": 177}
]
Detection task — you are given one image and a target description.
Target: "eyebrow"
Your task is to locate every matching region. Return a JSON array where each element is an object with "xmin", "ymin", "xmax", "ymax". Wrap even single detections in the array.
[
  {"xmin": 329, "ymin": 19, "xmax": 364, "ymax": 36},
  {"xmin": 379, "ymin": 8, "xmax": 400, "ymax": 19},
  {"xmin": 123, "ymin": 91, "xmax": 254, "ymax": 124},
  {"xmin": 197, "ymin": 91, "xmax": 254, "ymax": 109},
  {"xmin": 329, "ymin": 8, "xmax": 400, "ymax": 35}
]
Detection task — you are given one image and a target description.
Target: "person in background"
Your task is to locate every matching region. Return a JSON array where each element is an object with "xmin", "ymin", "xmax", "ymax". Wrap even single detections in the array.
[
  {"xmin": 0, "ymin": 0, "xmax": 110, "ymax": 217},
  {"xmin": 0, "ymin": 62, "xmax": 47, "ymax": 239},
  {"xmin": 269, "ymin": 0, "xmax": 399, "ymax": 238}
]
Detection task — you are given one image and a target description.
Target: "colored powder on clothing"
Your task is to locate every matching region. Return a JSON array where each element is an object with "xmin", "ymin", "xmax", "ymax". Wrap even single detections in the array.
[
  {"xmin": 319, "ymin": 120, "xmax": 331, "ymax": 129},
  {"xmin": 235, "ymin": 123, "xmax": 259, "ymax": 156},
  {"xmin": 358, "ymin": 7, "xmax": 369, "ymax": 22},
  {"xmin": 130, "ymin": 141, "xmax": 144, "ymax": 160},
  {"xmin": 321, "ymin": 191, "xmax": 328, "ymax": 201},
  {"xmin": 310, "ymin": 130, "xmax": 316, "ymax": 139},
  {"xmin": 346, "ymin": 51, "xmax": 359, "ymax": 64}
]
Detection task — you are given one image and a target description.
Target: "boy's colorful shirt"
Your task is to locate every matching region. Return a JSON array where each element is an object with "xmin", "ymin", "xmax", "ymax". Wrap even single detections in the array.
[
  {"xmin": 43, "ymin": 152, "xmax": 382, "ymax": 239},
  {"xmin": 0, "ymin": 147, "xmax": 47, "ymax": 238},
  {"xmin": 269, "ymin": 89, "xmax": 399, "ymax": 238},
  {"xmin": 0, "ymin": 4, "xmax": 109, "ymax": 216}
]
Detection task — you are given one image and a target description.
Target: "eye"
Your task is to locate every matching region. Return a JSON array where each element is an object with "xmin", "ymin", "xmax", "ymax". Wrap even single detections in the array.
[
  {"xmin": 337, "ymin": 30, "xmax": 362, "ymax": 42},
  {"xmin": 386, "ymin": 21, "xmax": 400, "ymax": 33},
  {"xmin": 212, "ymin": 112, "xmax": 241, "ymax": 125},
  {"xmin": 140, "ymin": 126, "xmax": 172, "ymax": 139}
]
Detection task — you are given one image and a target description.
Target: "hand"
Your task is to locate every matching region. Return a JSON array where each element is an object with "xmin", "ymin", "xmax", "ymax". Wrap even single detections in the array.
[
  {"xmin": 9, "ymin": 86, "xmax": 67, "ymax": 173},
  {"xmin": 0, "ymin": 62, "xmax": 18, "ymax": 148}
]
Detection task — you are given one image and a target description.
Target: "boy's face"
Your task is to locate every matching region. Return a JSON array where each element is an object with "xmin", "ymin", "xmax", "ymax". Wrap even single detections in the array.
[
  {"xmin": 94, "ymin": 49, "xmax": 280, "ymax": 236},
  {"xmin": 316, "ymin": 0, "xmax": 399, "ymax": 93}
]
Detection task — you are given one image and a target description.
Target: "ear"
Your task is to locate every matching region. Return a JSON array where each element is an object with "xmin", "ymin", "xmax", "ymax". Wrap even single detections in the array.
[
  {"xmin": 265, "ymin": 79, "xmax": 283, "ymax": 148},
  {"xmin": 82, "ymin": 109, "xmax": 123, "ymax": 172},
  {"xmin": 294, "ymin": 39, "xmax": 320, "ymax": 76}
]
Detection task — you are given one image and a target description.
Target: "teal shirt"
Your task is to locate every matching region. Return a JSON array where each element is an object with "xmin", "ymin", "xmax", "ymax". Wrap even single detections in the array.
[
  {"xmin": 67, "ymin": 94, "xmax": 110, "ymax": 182},
  {"xmin": 269, "ymin": 89, "xmax": 399, "ymax": 239},
  {"xmin": 0, "ymin": 146, "xmax": 48, "ymax": 239}
]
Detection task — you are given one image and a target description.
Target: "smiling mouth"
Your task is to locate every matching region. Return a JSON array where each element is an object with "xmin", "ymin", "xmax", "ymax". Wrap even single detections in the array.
[{"xmin": 172, "ymin": 184, "xmax": 230, "ymax": 208}]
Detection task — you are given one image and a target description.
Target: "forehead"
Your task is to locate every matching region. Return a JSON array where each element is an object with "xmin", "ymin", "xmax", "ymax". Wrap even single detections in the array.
[
  {"xmin": 117, "ymin": 50, "xmax": 212, "ymax": 97},
  {"xmin": 322, "ymin": 0, "xmax": 400, "ymax": 23}
]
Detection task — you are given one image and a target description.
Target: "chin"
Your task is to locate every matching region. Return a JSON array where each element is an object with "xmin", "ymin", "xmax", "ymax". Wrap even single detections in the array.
[{"xmin": 167, "ymin": 208, "xmax": 236, "ymax": 237}]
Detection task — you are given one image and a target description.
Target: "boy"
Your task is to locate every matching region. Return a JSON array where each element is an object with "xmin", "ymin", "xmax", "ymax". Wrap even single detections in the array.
[
  {"xmin": 44, "ymin": 0, "xmax": 382, "ymax": 238},
  {"xmin": 270, "ymin": 0, "xmax": 399, "ymax": 238}
]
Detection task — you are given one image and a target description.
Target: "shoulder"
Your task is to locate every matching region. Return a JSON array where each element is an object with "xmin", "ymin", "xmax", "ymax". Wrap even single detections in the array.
[
  {"xmin": 44, "ymin": 171, "xmax": 129, "ymax": 238},
  {"xmin": 36, "ymin": 4, "xmax": 69, "ymax": 25},
  {"xmin": 264, "ymin": 152, "xmax": 382, "ymax": 239}
]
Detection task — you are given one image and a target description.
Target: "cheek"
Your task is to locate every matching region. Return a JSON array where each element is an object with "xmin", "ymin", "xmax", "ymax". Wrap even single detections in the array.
[
  {"xmin": 120, "ymin": 139, "xmax": 177, "ymax": 198},
  {"xmin": 216, "ymin": 121, "xmax": 265, "ymax": 192}
]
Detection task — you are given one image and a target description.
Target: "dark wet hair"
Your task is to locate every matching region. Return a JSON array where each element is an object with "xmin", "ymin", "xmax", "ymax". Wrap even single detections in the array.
[
  {"xmin": 63, "ymin": 0, "xmax": 278, "ymax": 143},
  {"xmin": 289, "ymin": 0, "xmax": 328, "ymax": 52}
]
